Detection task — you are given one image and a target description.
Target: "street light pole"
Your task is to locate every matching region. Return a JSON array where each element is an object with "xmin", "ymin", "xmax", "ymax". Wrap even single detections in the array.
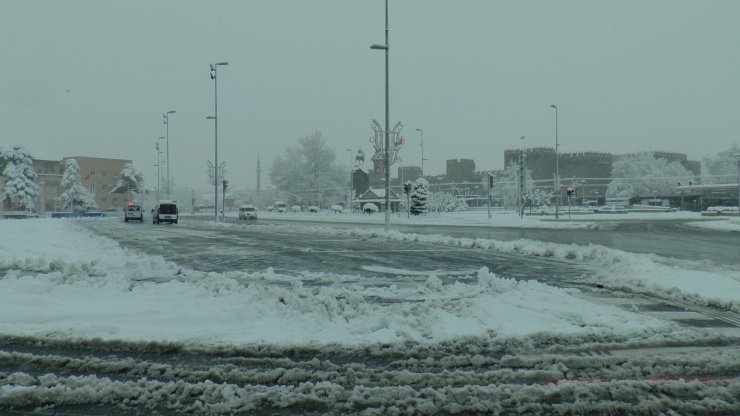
[
  {"xmin": 415, "ymin": 128, "xmax": 424, "ymax": 177},
  {"xmin": 163, "ymin": 110, "xmax": 176, "ymax": 198},
  {"xmin": 347, "ymin": 148, "xmax": 353, "ymax": 209},
  {"xmin": 156, "ymin": 136, "xmax": 165, "ymax": 202},
  {"xmin": 371, "ymin": 0, "xmax": 390, "ymax": 229},
  {"xmin": 209, "ymin": 62, "xmax": 228, "ymax": 223},
  {"xmin": 550, "ymin": 104, "xmax": 559, "ymax": 219}
]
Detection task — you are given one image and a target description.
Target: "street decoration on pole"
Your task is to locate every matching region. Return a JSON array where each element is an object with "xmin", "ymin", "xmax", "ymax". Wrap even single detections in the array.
[{"xmin": 369, "ymin": 119, "xmax": 404, "ymax": 175}]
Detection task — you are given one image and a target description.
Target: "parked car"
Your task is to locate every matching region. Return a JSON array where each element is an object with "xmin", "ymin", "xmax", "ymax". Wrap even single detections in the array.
[
  {"xmin": 153, "ymin": 200, "xmax": 178, "ymax": 224},
  {"xmin": 124, "ymin": 202, "xmax": 143, "ymax": 222},
  {"xmin": 308, "ymin": 205, "xmax": 320, "ymax": 213},
  {"xmin": 291, "ymin": 205, "xmax": 301, "ymax": 213},
  {"xmin": 238, "ymin": 204, "xmax": 258, "ymax": 220},
  {"xmin": 274, "ymin": 201, "xmax": 287, "ymax": 213}
]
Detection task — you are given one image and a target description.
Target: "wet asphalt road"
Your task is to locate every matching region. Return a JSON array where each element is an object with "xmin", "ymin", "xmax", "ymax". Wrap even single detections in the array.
[{"xmin": 80, "ymin": 216, "xmax": 591, "ymax": 285}]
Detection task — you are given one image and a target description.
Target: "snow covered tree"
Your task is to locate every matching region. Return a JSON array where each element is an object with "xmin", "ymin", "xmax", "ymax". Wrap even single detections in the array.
[
  {"xmin": 427, "ymin": 192, "xmax": 468, "ymax": 213},
  {"xmin": 524, "ymin": 188, "xmax": 555, "ymax": 208},
  {"xmin": 410, "ymin": 177, "xmax": 429, "ymax": 215},
  {"xmin": 495, "ymin": 161, "xmax": 534, "ymax": 210},
  {"xmin": 607, "ymin": 153, "xmax": 695, "ymax": 198},
  {"xmin": 269, "ymin": 131, "xmax": 346, "ymax": 205},
  {"xmin": 56, "ymin": 159, "xmax": 97, "ymax": 212},
  {"xmin": 0, "ymin": 145, "xmax": 40, "ymax": 210},
  {"xmin": 112, "ymin": 163, "xmax": 145, "ymax": 194},
  {"xmin": 702, "ymin": 144, "xmax": 740, "ymax": 184}
]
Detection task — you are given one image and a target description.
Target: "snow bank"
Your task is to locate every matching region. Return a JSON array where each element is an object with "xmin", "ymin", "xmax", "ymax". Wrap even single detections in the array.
[
  {"xmin": 222, "ymin": 221, "xmax": 740, "ymax": 313},
  {"xmin": 251, "ymin": 208, "xmax": 706, "ymax": 230},
  {"xmin": 686, "ymin": 217, "xmax": 740, "ymax": 232},
  {"xmin": 0, "ymin": 219, "xmax": 675, "ymax": 347}
]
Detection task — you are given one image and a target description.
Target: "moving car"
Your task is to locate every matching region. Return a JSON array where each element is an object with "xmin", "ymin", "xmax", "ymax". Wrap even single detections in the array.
[
  {"xmin": 124, "ymin": 202, "xmax": 143, "ymax": 222},
  {"xmin": 153, "ymin": 200, "xmax": 178, "ymax": 224},
  {"xmin": 238, "ymin": 204, "xmax": 258, "ymax": 220}
]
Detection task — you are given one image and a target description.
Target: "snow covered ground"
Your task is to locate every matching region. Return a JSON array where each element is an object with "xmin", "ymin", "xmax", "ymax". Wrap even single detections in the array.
[
  {"xmin": 1, "ymin": 217, "xmax": 738, "ymax": 414},
  {"xmin": 1, "ymin": 216, "xmax": 738, "ymax": 348},
  {"xmin": 686, "ymin": 216, "xmax": 740, "ymax": 232}
]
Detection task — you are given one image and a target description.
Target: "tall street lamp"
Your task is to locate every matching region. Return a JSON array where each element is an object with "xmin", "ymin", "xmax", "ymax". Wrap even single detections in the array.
[
  {"xmin": 371, "ymin": 0, "xmax": 390, "ymax": 229},
  {"xmin": 415, "ymin": 128, "xmax": 424, "ymax": 177},
  {"xmin": 156, "ymin": 136, "xmax": 165, "ymax": 202},
  {"xmin": 209, "ymin": 61, "xmax": 228, "ymax": 223},
  {"xmin": 163, "ymin": 110, "xmax": 176, "ymax": 198},
  {"xmin": 347, "ymin": 148, "xmax": 354, "ymax": 209},
  {"xmin": 550, "ymin": 104, "xmax": 559, "ymax": 219}
]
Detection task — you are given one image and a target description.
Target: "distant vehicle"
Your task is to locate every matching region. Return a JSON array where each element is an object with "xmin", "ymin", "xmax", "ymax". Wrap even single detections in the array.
[
  {"xmin": 291, "ymin": 205, "xmax": 301, "ymax": 213},
  {"xmin": 124, "ymin": 201, "xmax": 143, "ymax": 222},
  {"xmin": 267, "ymin": 205, "xmax": 274, "ymax": 212},
  {"xmin": 153, "ymin": 200, "xmax": 178, "ymax": 224},
  {"xmin": 238, "ymin": 204, "xmax": 258, "ymax": 220},
  {"xmin": 308, "ymin": 205, "xmax": 319, "ymax": 213},
  {"xmin": 330, "ymin": 204, "xmax": 344, "ymax": 213},
  {"xmin": 274, "ymin": 200, "xmax": 287, "ymax": 213}
]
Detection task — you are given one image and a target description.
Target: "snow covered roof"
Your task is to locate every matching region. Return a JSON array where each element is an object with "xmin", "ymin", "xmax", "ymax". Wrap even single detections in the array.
[{"xmin": 359, "ymin": 188, "xmax": 400, "ymax": 200}]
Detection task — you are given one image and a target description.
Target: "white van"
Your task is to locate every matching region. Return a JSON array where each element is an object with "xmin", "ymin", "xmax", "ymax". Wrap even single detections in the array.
[
  {"xmin": 153, "ymin": 200, "xmax": 178, "ymax": 224},
  {"xmin": 274, "ymin": 200, "xmax": 287, "ymax": 213},
  {"xmin": 238, "ymin": 204, "xmax": 258, "ymax": 220}
]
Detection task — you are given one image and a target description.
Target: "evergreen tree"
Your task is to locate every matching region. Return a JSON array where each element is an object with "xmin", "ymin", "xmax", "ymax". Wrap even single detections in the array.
[
  {"xmin": 0, "ymin": 145, "xmax": 40, "ymax": 210},
  {"xmin": 56, "ymin": 159, "xmax": 98, "ymax": 212},
  {"xmin": 410, "ymin": 178, "xmax": 429, "ymax": 215}
]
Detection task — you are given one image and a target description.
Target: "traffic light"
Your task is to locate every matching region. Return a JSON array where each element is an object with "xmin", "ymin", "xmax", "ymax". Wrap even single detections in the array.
[
  {"xmin": 403, "ymin": 182, "xmax": 412, "ymax": 194},
  {"xmin": 566, "ymin": 187, "xmax": 575, "ymax": 197},
  {"xmin": 223, "ymin": 179, "xmax": 228, "ymax": 192},
  {"xmin": 488, "ymin": 173, "xmax": 494, "ymax": 189}
]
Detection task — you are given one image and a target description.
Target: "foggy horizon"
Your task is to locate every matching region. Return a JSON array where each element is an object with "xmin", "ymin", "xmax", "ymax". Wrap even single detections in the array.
[{"xmin": 1, "ymin": 0, "xmax": 738, "ymax": 191}]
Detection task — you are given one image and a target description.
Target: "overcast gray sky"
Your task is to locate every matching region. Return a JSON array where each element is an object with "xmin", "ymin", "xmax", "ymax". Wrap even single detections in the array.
[{"xmin": 2, "ymin": 0, "xmax": 738, "ymax": 191}]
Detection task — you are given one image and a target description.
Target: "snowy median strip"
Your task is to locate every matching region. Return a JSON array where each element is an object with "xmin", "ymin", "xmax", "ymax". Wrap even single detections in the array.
[{"xmin": 0, "ymin": 219, "xmax": 680, "ymax": 347}]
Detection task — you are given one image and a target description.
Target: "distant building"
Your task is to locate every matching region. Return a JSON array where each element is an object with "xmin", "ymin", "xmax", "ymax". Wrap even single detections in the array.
[
  {"xmin": 503, "ymin": 147, "xmax": 701, "ymax": 203},
  {"xmin": 352, "ymin": 167, "xmax": 370, "ymax": 198},
  {"xmin": 394, "ymin": 166, "xmax": 422, "ymax": 186},
  {"xmin": 446, "ymin": 159, "xmax": 476, "ymax": 182},
  {"xmin": 616, "ymin": 151, "xmax": 701, "ymax": 177}
]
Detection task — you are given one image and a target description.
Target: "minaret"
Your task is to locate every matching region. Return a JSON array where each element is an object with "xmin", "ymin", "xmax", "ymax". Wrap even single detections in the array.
[{"xmin": 256, "ymin": 151, "xmax": 261, "ymax": 194}]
